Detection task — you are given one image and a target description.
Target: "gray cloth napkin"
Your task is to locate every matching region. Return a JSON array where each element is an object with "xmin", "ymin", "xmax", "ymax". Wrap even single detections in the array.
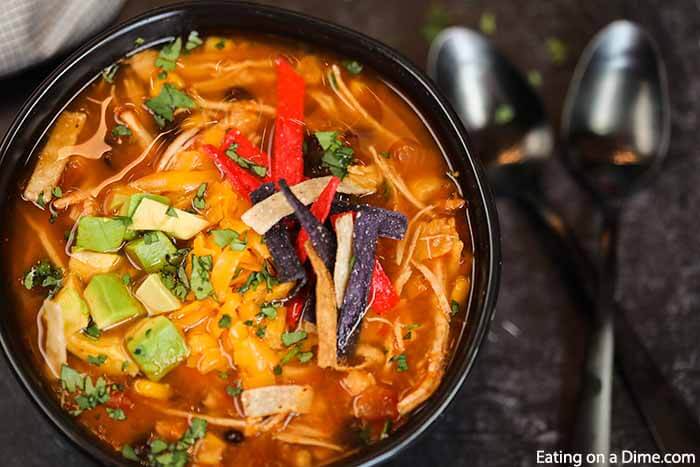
[{"xmin": 0, "ymin": 0, "xmax": 126, "ymax": 77}]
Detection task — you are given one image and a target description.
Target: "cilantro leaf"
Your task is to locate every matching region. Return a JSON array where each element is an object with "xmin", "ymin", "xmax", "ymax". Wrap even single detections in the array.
[
  {"xmin": 343, "ymin": 60, "xmax": 363, "ymax": 75},
  {"xmin": 145, "ymin": 83, "xmax": 195, "ymax": 128},
  {"xmin": 314, "ymin": 131, "xmax": 354, "ymax": 179},
  {"xmin": 190, "ymin": 254, "xmax": 214, "ymax": 300},
  {"xmin": 112, "ymin": 124, "xmax": 131, "ymax": 137},
  {"xmin": 281, "ymin": 330, "xmax": 307, "ymax": 347},
  {"xmin": 211, "ymin": 229, "xmax": 247, "ymax": 251},
  {"xmin": 185, "ymin": 31, "xmax": 203, "ymax": 51},
  {"xmin": 155, "ymin": 38, "xmax": 182, "ymax": 72}
]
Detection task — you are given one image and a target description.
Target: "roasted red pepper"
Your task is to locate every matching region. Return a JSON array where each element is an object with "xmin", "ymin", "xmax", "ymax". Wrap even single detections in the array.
[
  {"xmin": 272, "ymin": 57, "xmax": 305, "ymax": 185},
  {"xmin": 220, "ymin": 128, "xmax": 270, "ymax": 168},
  {"xmin": 296, "ymin": 176, "xmax": 340, "ymax": 262},
  {"xmin": 286, "ymin": 293, "xmax": 306, "ymax": 328},
  {"xmin": 202, "ymin": 144, "xmax": 263, "ymax": 200},
  {"xmin": 369, "ymin": 259, "xmax": 399, "ymax": 314}
]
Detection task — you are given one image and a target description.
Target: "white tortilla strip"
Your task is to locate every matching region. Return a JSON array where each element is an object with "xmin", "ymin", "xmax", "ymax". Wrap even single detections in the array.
[
  {"xmin": 241, "ymin": 385, "xmax": 313, "ymax": 418},
  {"xmin": 119, "ymin": 110, "xmax": 154, "ymax": 150},
  {"xmin": 241, "ymin": 176, "xmax": 369, "ymax": 235},
  {"xmin": 37, "ymin": 300, "xmax": 66, "ymax": 379},
  {"xmin": 333, "ymin": 213, "xmax": 354, "ymax": 304},
  {"xmin": 306, "ymin": 242, "xmax": 338, "ymax": 369},
  {"xmin": 24, "ymin": 111, "xmax": 86, "ymax": 203}
]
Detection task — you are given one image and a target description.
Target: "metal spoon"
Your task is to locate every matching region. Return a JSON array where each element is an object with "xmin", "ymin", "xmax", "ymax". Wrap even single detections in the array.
[
  {"xmin": 429, "ymin": 26, "xmax": 700, "ymax": 458},
  {"xmin": 561, "ymin": 21, "xmax": 670, "ymax": 465}
]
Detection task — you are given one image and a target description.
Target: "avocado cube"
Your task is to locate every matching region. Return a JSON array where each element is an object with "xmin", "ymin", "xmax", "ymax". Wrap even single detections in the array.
[
  {"xmin": 121, "ymin": 193, "xmax": 171, "ymax": 218},
  {"xmin": 125, "ymin": 231, "xmax": 177, "ymax": 273},
  {"xmin": 75, "ymin": 216, "xmax": 127, "ymax": 252},
  {"xmin": 84, "ymin": 273, "xmax": 144, "ymax": 329},
  {"xmin": 126, "ymin": 316, "xmax": 189, "ymax": 381},
  {"xmin": 130, "ymin": 198, "xmax": 208, "ymax": 240},
  {"xmin": 135, "ymin": 274, "xmax": 181, "ymax": 315},
  {"xmin": 54, "ymin": 275, "xmax": 90, "ymax": 335}
]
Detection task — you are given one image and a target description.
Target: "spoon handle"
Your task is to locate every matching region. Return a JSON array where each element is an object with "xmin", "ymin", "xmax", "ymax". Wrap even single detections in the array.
[
  {"xmin": 517, "ymin": 194, "xmax": 700, "ymax": 457},
  {"xmin": 571, "ymin": 212, "xmax": 617, "ymax": 465}
]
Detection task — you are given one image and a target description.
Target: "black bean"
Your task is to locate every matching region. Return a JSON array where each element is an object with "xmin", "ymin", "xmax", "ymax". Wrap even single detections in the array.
[{"xmin": 224, "ymin": 429, "xmax": 245, "ymax": 443}]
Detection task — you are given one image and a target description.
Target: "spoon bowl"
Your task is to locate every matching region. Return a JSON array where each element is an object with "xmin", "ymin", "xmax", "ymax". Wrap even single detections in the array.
[
  {"xmin": 561, "ymin": 20, "xmax": 670, "ymax": 203},
  {"xmin": 427, "ymin": 27, "xmax": 553, "ymax": 196}
]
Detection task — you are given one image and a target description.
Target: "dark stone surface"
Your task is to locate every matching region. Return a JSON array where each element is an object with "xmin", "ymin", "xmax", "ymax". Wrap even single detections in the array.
[{"xmin": 0, "ymin": 1, "xmax": 697, "ymax": 466}]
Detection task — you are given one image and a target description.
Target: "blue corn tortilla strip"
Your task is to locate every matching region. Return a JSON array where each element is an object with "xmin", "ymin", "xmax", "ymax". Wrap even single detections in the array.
[
  {"xmin": 279, "ymin": 179, "xmax": 336, "ymax": 271},
  {"xmin": 251, "ymin": 183, "xmax": 306, "ymax": 284},
  {"xmin": 335, "ymin": 205, "xmax": 407, "ymax": 356},
  {"xmin": 330, "ymin": 200, "xmax": 408, "ymax": 239}
]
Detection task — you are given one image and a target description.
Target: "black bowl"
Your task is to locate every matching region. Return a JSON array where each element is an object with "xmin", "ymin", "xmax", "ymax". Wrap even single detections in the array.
[{"xmin": 0, "ymin": 2, "xmax": 500, "ymax": 465}]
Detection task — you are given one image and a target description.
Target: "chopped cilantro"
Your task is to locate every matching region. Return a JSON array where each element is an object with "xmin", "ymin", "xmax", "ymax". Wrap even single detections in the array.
[
  {"xmin": 51, "ymin": 186, "xmax": 63, "ymax": 198},
  {"xmin": 218, "ymin": 314, "xmax": 232, "ymax": 329},
  {"xmin": 450, "ymin": 300, "xmax": 460, "ymax": 316},
  {"xmin": 165, "ymin": 206, "xmax": 178, "ymax": 218},
  {"xmin": 60, "ymin": 365, "xmax": 84, "ymax": 393},
  {"xmin": 190, "ymin": 254, "xmax": 214, "ymax": 300},
  {"xmin": 281, "ymin": 330, "xmax": 307, "ymax": 347},
  {"xmin": 273, "ymin": 365, "xmax": 283, "ymax": 376},
  {"xmin": 215, "ymin": 39, "xmax": 226, "ymax": 49},
  {"xmin": 87, "ymin": 354, "xmax": 107, "ymax": 367},
  {"xmin": 185, "ymin": 31, "xmax": 203, "ymax": 51},
  {"xmin": 111, "ymin": 124, "xmax": 131, "ymax": 137},
  {"xmin": 138, "ymin": 418, "xmax": 206, "ymax": 466},
  {"xmin": 22, "ymin": 260, "xmax": 63, "ymax": 297},
  {"xmin": 479, "ymin": 12, "xmax": 496, "ymax": 35},
  {"xmin": 422, "ymin": 4, "xmax": 449, "ymax": 43},
  {"xmin": 160, "ymin": 248, "xmax": 191, "ymax": 300},
  {"xmin": 259, "ymin": 304, "xmax": 277, "ymax": 320},
  {"xmin": 546, "ymin": 37, "xmax": 568, "ymax": 65},
  {"xmin": 380, "ymin": 419, "xmax": 393, "ymax": 439},
  {"xmin": 155, "ymin": 38, "xmax": 182, "ymax": 72},
  {"xmin": 134, "ymin": 37, "xmax": 145, "ymax": 46},
  {"xmin": 494, "ymin": 104, "xmax": 514, "ymax": 125},
  {"xmin": 145, "ymin": 83, "xmax": 196, "ymax": 128},
  {"xmin": 380, "ymin": 150, "xmax": 391, "ymax": 159},
  {"xmin": 122, "ymin": 444, "xmax": 139, "ymax": 461},
  {"xmin": 314, "ymin": 131, "xmax": 354, "ymax": 179},
  {"xmin": 527, "ymin": 70, "xmax": 543, "ymax": 88},
  {"xmin": 226, "ymin": 384, "xmax": 242, "ymax": 398},
  {"xmin": 192, "ymin": 183, "xmax": 207, "ymax": 210},
  {"xmin": 101, "ymin": 64, "xmax": 118, "ymax": 83},
  {"xmin": 255, "ymin": 325, "xmax": 266, "ymax": 338},
  {"xmin": 238, "ymin": 262, "xmax": 277, "ymax": 293},
  {"xmin": 211, "ymin": 229, "xmax": 247, "ymax": 251},
  {"xmin": 343, "ymin": 60, "xmax": 363, "ymax": 75},
  {"xmin": 403, "ymin": 323, "xmax": 421, "ymax": 340},
  {"xmin": 225, "ymin": 143, "xmax": 267, "ymax": 177},
  {"xmin": 84, "ymin": 322, "xmax": 101, "ymax": 339},
  {"xmin": 107, "ymin": 407, "xmax": 126, "ymax": 421},
  {"xmin": 297, "ymin": 351, "xmax": 313, "ymax": 363},
  {"xmin": 390, "ymin": 354, "xmax": 409, "ymax": 372}
]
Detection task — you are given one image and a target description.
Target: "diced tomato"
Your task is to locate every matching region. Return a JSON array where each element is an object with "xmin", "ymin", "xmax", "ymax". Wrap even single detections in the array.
[
  {"xmin": 296, "ymin": 176, "xmax": 340, "ymax": 262},
  {"xmin": 353, "ymin": 385, "xmax": 398, "ymax": 421},
  {"xmin": 272, "ymin": 57, "xmax": 305, "ymax": 185}
]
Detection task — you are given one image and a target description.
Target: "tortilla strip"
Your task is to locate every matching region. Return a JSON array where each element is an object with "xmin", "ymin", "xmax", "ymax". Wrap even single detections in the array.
[
  {"xmin": 21, "ymin": 210, "xmax": 66, "ymax": 269},
  {"xmin": 333, "ymin": 213, "xmax": 354, "ymax": 304},
  {"xmin": 241, "ymin": 385, "xmax": 313, "ymax": 418},
  {"xmin": 241, "ymin": 176, "xmax": 369, "ymax": 235},
  {"xmin": 305, "ymin": 241, "xmax": 338, "ymax": 369},
  {"xmin": 119, "ymin": 110, "xmax": 153, "ymax": 150},
  {"xmin": 37, "ymin": 300, "xmax": 66, "ymax": 379},
  {"xmin": 24, "ymin": 111, "xmax": 86, "ymax": 203}
]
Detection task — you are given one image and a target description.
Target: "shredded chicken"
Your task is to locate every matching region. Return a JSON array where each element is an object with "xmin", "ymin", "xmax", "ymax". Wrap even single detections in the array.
[
  {"xmin": 369, "ymin": 146, "xmax": 426, "ymax": 210},
  {"xmin": 394, "ymin": 223, "xmax": 424, "ymax": 295},
  {"xmin": 190, "ymin": 90, "xmax": 275, "ymax": 116},
  {"xmin": 118, "ymin": 109, "xmax": 154, "ymax": 149},
  {"xmin": 396, "ymin": 205, "xmax": 434, "ymax": 264},
  {"xmin": 156, "ymin": 127, "xmax": 203, "ymax": 171},
  {"xmin": 148, "ymin": 404, "xmax": 247, "ymax": 429},
  {"xmin": 414, "ymin": 217, "xmax": 463, "ymax": 261}
]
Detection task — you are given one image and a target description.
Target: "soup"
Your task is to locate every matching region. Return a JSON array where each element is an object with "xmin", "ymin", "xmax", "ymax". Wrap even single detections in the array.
[{"xmin": 6, "ymin": 31, "xmax": 473, "ymax": 466}]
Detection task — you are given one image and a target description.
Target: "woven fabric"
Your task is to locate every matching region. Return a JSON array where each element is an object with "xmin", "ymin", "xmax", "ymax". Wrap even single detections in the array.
[{"xmin": 0, "ymin": 0, "xmax": 125, "ymax": 77}]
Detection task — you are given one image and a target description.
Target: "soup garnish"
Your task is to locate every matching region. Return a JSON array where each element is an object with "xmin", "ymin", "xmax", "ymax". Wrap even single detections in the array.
[{"xmin": 9, "ymin": 31, "xmax": 473, "ymax": 466}]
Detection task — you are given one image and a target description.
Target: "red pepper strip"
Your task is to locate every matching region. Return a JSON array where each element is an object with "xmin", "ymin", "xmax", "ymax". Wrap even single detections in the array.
[
  {"xmin": 202, "ymin": 144, "xmax": 262, "ymax": 200},
  {"xmin": 296, "ymin": 176, "xmax": 341, "ymax": 262},
  {"xmin": 369, "ymin": 259, "xmax": 399, "ymax": 314},
  {"xmin": 220, "ymin": 128, "xmax": 270, "ymax": 169},
  {"xmin": 272, "ymin": 57, "xmax": 305, "ymax": 185},
  {"xmin": 286, "ymin": 293, "xmax": 306, "ymax": 328}
]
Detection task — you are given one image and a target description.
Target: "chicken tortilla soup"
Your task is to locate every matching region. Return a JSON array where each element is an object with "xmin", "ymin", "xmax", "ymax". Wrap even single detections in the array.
[{"xmin": 6, "ymin": 31, "xmax": 473, "ymax": 466}]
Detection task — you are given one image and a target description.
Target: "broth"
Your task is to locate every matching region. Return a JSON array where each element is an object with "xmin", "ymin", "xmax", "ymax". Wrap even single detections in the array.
[{"xmin": 5, "ymin": 32, "xmax": 473, "ymax": 466}]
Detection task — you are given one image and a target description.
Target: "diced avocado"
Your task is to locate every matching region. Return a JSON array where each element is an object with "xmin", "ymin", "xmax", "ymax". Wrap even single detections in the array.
[
  {"xmin": 84, "ymin": 273, "xmax": 144, "ymax": 329},
  {"xmin": 54, "ymin": 275, "xmax": 89, "ymax": 335},
  {"xmin": 69, "ymin": 250, "xmax": 123, "ymax": 281},
  {"xmin": 66, "ymin": 333, "xmax": 139, "ymax": 377},
  {"xmin": 120, "ymin": 193, "xmax": 171, "ymax": 218},
  {"xmin": 135, "ymin": 274, "xmax": 181, "ymax": 315},
  {"xmin": 130, "ymin": 198, "xmax": 208, "ymax": 240},
  {"xmin": 126, "ymin": 316, "xmax": 189, "ymax": 381},
  {"xmin": 75, "ymin": 216, "xmax": 127, "ymax": 252},
  {"xmin": 124, "ymin": 231, "xmax": 177, "ymax": 273}
]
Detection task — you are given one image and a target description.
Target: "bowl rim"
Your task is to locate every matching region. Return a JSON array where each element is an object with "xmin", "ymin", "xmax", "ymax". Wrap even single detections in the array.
[{"xmin": 0, "ymin": 2, "xmax": 500, "ymax": 466}]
